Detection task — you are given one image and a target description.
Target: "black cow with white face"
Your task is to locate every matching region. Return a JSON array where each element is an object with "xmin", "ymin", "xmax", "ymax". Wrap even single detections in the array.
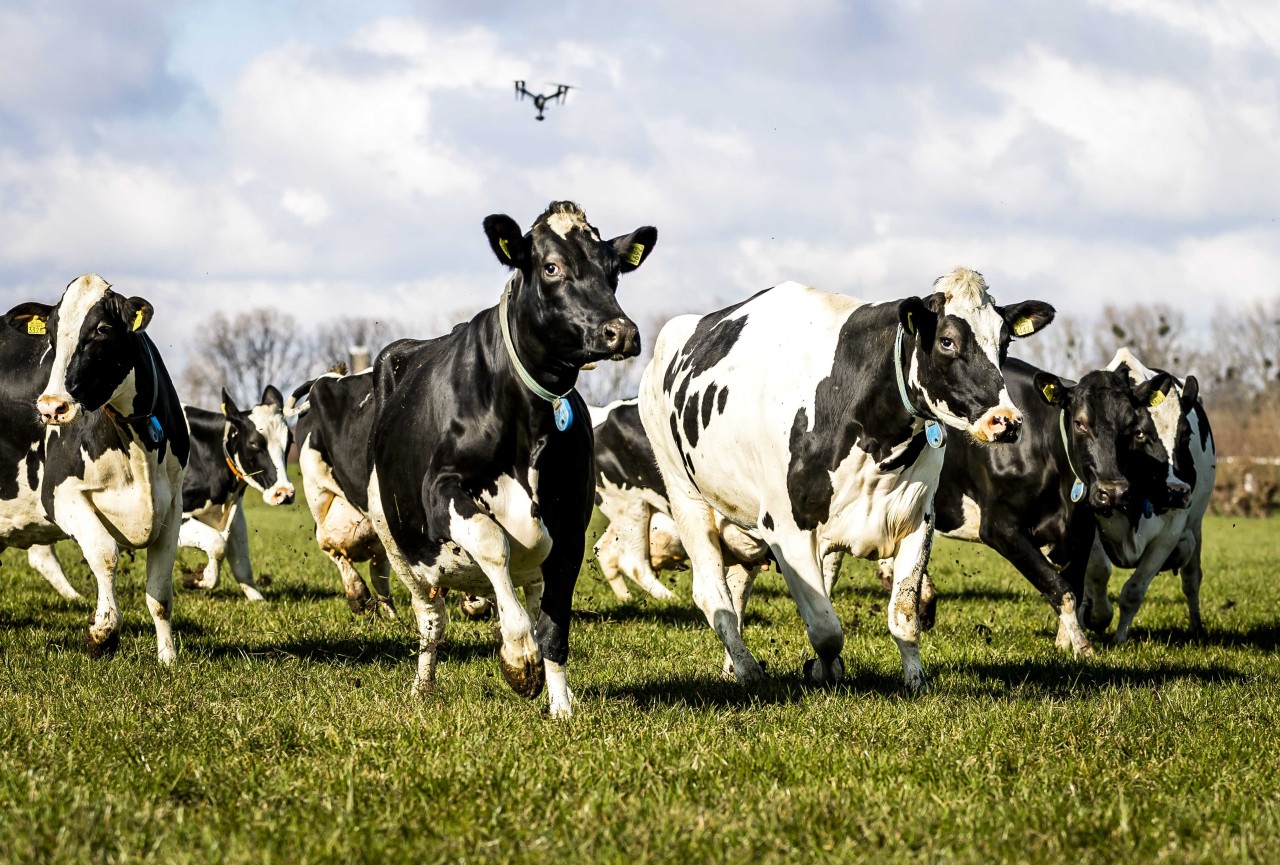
[
  {"xmin": 640, "ymin": 268, "xmax": 1053, "ymax": 691},
  {"xmin": 177, "ymin": 385, "xmax": 295, "ymax": 598},
  {"xmin": 929, "ymin": 358, "xmax": 1172, "ymax": 653},
  {"xmin": 366, "ymin": 201, "xmax": 656, "ymax": 717},
  {"xmin": 1, "ymin": 274, "xmax": 188, "ymax": 661}
]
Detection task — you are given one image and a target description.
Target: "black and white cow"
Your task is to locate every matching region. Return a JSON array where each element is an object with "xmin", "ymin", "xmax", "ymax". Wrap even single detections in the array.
[
  {"xmin": 288, "ymin": 370, "xmax": 397, "ymax": 618},
  {"xmin": 365, "ymin": 201, "xmax": 656, "ymax": 717},
  {"xmin": 1084, "ymin": 348, "xmax": 1216, "ymax": 643},
  {"xmin": 1, "ymin": 274, "xmax": 188, "ymax": 660},
  {"xmin": 177, "ymin": 386, "xmax": 295, "ymax": 598},
  {"xmin": 928, "ymin": 357, "xmax": 1175, "ymax": 653},
  {"xmin": 640, "ymin": 268, "xmax": 1053, "ymax": 691}
]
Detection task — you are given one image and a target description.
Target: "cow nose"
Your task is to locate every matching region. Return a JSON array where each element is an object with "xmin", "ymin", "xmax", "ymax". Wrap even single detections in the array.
[
  {"xmin": 36, "ymin": 394, "xmax": 76, "ymax": 425},
  {"xmin": 979, "ymin": 407, "xmax": 1023, "ymax": 443},
  {"xmin": 600, "ymin": 317, "xmax": 640, "ymax": 359},
  {"xmin": 266, "ymin": 486, "xmax": 295, "ymax": 506},
  {"xmin": 1167, "ymin": 481, "xmax": 1191, "ymax": 509},
  {"xmin": 1091, "ymin": 480, "xmax": 1129, "ymax": 509}
]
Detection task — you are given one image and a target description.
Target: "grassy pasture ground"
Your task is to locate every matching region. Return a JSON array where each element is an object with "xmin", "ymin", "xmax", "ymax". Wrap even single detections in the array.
[{"xmin": 1, "ymin": 490, "xmax": 1278, "ymax": 864}]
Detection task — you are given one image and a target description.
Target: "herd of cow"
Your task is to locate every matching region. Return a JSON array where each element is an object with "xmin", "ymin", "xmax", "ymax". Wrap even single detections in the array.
[{"xmin": 0, "ymin": 201, "xmax": 1214, "ymax": 717}]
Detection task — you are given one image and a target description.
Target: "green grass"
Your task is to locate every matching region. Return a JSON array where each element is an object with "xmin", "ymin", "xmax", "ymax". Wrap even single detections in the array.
[{"xmin": 1, "ymin": 495, "xmax": 1278, "ymax": 863}]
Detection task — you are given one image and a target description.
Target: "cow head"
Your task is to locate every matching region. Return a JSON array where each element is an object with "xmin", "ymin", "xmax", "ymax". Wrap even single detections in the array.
[
  {"xmin": 898, "ymin": 268, "xmax": 1055, "ymax": 444},
  {"xmin": 483, "ymin": 201, "xmax": 654, "ymax": 370},
  {"xmin": 222, "ymin": 385, "xmax": 295, "ymax": 506},
  {"xmin": 1109, "ymin": 350, "xmax": 1201, "ymax": 512},
  {"xmin": 4, "ymin": 274, "xmax": 154, "ymax": 426},
  {"xmin": 1033, "ymin": 369, "xmax": 1168, "ymax": 514}
]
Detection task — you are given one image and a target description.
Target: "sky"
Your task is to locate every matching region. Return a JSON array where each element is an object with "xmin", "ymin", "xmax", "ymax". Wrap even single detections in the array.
[{"xmin": 1, "ymin": 0, "xmax": 1277, "ymax": 375}]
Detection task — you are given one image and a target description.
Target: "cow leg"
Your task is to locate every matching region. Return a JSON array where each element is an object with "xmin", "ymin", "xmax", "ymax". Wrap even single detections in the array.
[
  {"xmin": 59, "ymin": 501, "xmax": 123, "ymax": 656},
  {"xmin": 982, "ymin": 521, "xmax": 1094, "ymax": 657},
  {"xmin": 771, "ymin": 543, "xmax": 845, "ymax": 685},
  {"xmin": 918, "ymin": 568, "xmax": 938, "ymax": 632},
  {"xmin": 327, "ymin": 551, "xmax": 374, "ymax": 615},
  {"xmin": 1080, "ymin": 537, "xmax": 1114, "ymax": 635},
  {"xmin": 1113, "ymin": 532, "xmax": 1183, "ymax": 645},
  {"xmin": 369, "ymin": 552, "xmax": 397, "ymax": 619},
  {"xmin": 889, "ymin": 517, "xmax": 932, "ymax": 693},
  {"xmin": 876, "ymin": 558, "xmax": 894, "ymax": 593},
  {"xmin": 407, "ymin": 585, "xmax": 447, "ymax": 696},
  {"xmin": 822, "ymin": 551, "xmax": 843, "ymax": 597},
  {"xmin": 669, "ymin": 490, "xmax": 763, "ymax": 684},
  {"xmin": 1180, "ymin": 525, "xmax": 1205, "ymax": 638},
  {"xmin": 721, "ymin": 564, "xmax": 760, "ymax": 676},
  {"xmin": 144, "ymin": 493, "xmax": 182, "ymax": 665},
  {"xmin": 27, "ymin": 544, "xmax": 82, "ymax": 600},
  {"xmin": 603, "ymin": 498, "xmax": 675, "ymax": 601},
  {"xmin": 591, "ymin": 524, "xmax": 633, "ymax": 600},
  {"xmin": 224, "ymin": 505, "xmax": 265, "ymax": 601},
  {"xmin": 177, "ymin": 518, "xmax": 225, "ymax": 590}
]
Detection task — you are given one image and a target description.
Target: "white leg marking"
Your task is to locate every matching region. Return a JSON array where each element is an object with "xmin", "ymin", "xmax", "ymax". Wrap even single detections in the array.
[{"xmin": 27, "ymin": 544, "xmax": 82, "ymax": 600}]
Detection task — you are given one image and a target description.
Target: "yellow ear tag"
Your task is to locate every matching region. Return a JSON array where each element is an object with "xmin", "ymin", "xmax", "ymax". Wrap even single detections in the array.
[
  {"xmin": 132, "ymin": 309, "xmax": 145, "ymax": 331},
  {"xmin": 1013, "ymin": 317, "xmax": 1035, "ymax": 337},
  {"xmin": 906, "ymin": 311, "xmax": 914, "ymax": 334},
  {"xmin": 498, "ymin": 237, "xmax": 511, "ymax": 260},
  {"xmin": 626, "ymin": 243, "xmax": 645, "ymax": 266},
  {"xmin": 1042, "ymin": 382, "xmax": 1059, "ymax": 403},
  {"xmin": 220, "ymin": 403, "xmax": 227, "ymax": 416},
  {"xmin": 1149, "ymin": 390, "xmax": 1166, "ymax": 408},
  {"xmin": 27, "ymin": 318, "xmax": 46, "ymax": 335}
]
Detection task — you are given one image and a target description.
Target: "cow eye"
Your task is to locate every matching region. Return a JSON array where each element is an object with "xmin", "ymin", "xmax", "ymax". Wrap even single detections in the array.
[
  {"xmin": 1074, "ymin": 418, "xmax": 1088, "ymax": 433},
  {"xmin": 939, "ymin": 337, "xmax": 955, "ymax": 351},
  {"xmin": 1134, "ymin": 430, "xmax": 1147, "ymax": 443},
  {"xmin": 96, "ymin": 323, "xmax": 113, "ymax": 337},
  {"xmin": 543, "ymin": 263, "xmax": 560, "ymax": 277}
]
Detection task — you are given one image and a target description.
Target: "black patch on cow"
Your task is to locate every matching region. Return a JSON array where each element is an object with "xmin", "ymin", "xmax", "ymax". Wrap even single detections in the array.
[
  {"xmin": 593, "ymin": 400, "xmax": 666, "ymax": 496},
  {"xmin": 878, "ymin": 431, "xmax": 927, "ymax": 473},
  {"xmin": 717, "ymin": 386, "xmax": 729, "ymax": 414},
  {"xmin": 682, "ymin": 398, "xmax": 701, "ymax": 448},
  {"xmin": 701, "ymin": 385, "xmax": 717, "ymax": 429},
  {"xmin": 784, "ymin": 302, "xmax": 920, "ymax": 530},
  {"xmin": 762, "ymin": 512, "xmax": 774, "ymax": 531}
]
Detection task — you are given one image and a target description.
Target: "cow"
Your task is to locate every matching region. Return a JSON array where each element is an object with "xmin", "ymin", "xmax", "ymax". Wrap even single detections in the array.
[
  {"xmin": 640, "ymin": 268, "xmax": 1054, "ymax": 691},
  {"xmin": 1084, "ymin": 348, "xmax": 1216, "ymax": 643},
  {"xmin": 21, "ymin": 386, "xmax": 294, "ymax": 602},
  {"xmin": 177, "ymin": 386, "xmax": 295, "ymax": 598},
  {"xmin": 926, "ymin": 357, "xmax": 1175, "ymax": 653},
  {"xmin": 365, "ymin": 201, "xmax": 656, "ymax": 717},
  {"xmin": 288, "ymin": 370, "xmax": 397, "ymax": 618},
  {"xmin": 1, "ymin": 274, "xmax": 188, "ymax": 661}
]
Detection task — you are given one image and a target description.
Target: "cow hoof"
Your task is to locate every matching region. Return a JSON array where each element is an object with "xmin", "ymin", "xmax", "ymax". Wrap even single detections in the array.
[
  {"xmin": 86, "ymin": 628, "xmax": 120, "ymax": 658},
  {"xmin": 375, "ymin": 599, "xmax": 398, "ymax": 620},
  {"xmin": 904, "ymin": 673, "xmax": 929, "ymax": 695},
  {"xmin": 646, "ymin": 583, "xmax": 677, "ymax": 601},
  {"xmin": 500, "ymin": 653, "xmax": 545, "ymax": 699},
  {"xmin": 802, "ymin": 655, "xmax": 845, "ymax": 685},
  {"xmin": 1109, "ymin": 633, "xmax": 1129, "ymax": 647},
  {"xmin": 1076, "ymin": 642, "xmax": 1097, "ymax": 658},
  {"xmin": 182, "ymin": 574, "xmax": 212, "ymax": 591},
  {"xmin": 460, "ymin": 595, "xmax": 494, "ymax": 621}
]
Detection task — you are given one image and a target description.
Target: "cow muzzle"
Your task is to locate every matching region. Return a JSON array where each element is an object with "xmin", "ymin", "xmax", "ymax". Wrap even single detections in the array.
[
  {"xmin": 1090, "ymin": 479, "xmax": 1129, "ymax": 511},
  {"xmin": 599, "ymin": 317, "xmax": 640, "ymax": 360},
  {"xmin": 1164, "ymin": 479, "xmax": 1192, "ymax": 511},
  {"xmin": 264, "ymin": 485, "xmax": 296, "ymax": 507},
  {"xmin": 37, "ymin": 394, "xmax": 79, "ymax": 425},
  {"xmin": 975, "ymin": 407, "xmax": 1023, "ymax": 444}
]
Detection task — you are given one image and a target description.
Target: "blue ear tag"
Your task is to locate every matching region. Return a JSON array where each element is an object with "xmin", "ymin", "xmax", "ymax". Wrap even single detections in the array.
[
  {"xmin": 552, "ymin": 398, "xmax": 573, "ymax": 432},
  {"xmin": 924, "ymin": 420, "xmax": 945, "ymax": 448},
  {"xmin": 1143, "ymin": 498, "xmax": 1153, "ymax": 519},
  {"xmin": 147, "ymin": 416, "xmax": 163, "ymax": 443},
  {"xmin": 1071, "ymin": 479, "xmax": 1085, "ymax": 503}
]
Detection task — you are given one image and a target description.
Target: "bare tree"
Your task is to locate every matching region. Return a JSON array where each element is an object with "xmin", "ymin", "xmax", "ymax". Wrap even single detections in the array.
[
  {"xmin": 1009, "ymin": 311, "xmax": 1099, "ymax": 377},
  {"xmin": 182, "ymin": 308, "xmax": 312, "ymax": 408},
  {"xmin": 1098, "ymin": 303, "xmax": 1189, "ymax": 370},
  {"xmin": 1208, "ymin": 297, "xmax": 1280, "ymax": 407},
  {"xmin": 312, "ymin": 317, "xmax": 401, "ymax": 372}
]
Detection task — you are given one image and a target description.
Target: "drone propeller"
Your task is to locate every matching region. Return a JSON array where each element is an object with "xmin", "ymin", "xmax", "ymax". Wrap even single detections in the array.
[{"xmin": 550, "ymin": 83, "xmax": 574, "ymax": 104}]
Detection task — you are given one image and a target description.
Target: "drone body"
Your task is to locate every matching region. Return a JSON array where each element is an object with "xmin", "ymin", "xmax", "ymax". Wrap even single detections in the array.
[{"xmin": 514, "ymin": 80, "xmax": 573, "ymax": 121}]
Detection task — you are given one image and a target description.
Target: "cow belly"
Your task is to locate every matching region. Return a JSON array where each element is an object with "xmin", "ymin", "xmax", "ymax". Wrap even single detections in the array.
[
  {"xmin": 1097, "ymin": 511, "xmax": 1185, "ymax": 569},
  {"xmin": 822, "ymin": 450, "xmax": 943, "ymax": 560}
]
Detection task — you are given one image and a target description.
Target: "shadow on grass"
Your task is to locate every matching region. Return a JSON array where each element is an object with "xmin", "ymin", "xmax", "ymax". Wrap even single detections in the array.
[
  {"xmin": 575, "ymin": 601, "xmax": 773, "ymax": 629},
  {"xmin": 597, "ymin": 665, "xmax": 910, "ymax": 710},
  {"xmin": 1119, "ymin": 623, "xmax": 1280, "ymax": 653},
  {"xmin": 953, "ymin": 655, "xmax": 1247, "ymax": 698},
  {"xmin": 195, "ymin": 632, "xmax": 496, "ymax": 666}
]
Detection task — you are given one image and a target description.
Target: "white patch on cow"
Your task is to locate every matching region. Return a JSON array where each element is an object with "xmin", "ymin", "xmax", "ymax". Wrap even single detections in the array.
[
  {"xmin": 247, "ymin": 402, "xmax": 294, "ymax": 505},
  {"xmin": 588, "ymin": 398, "xmax": 635, "ymax": 428},
  {"xmin": 545, "ymin": 659, "xmax": 573, "ymax": 718},
  {"xmin": 1107, "ymin": 348, "xmax": 1187, "ymax": 495},
  {"xmin": 42, "ymin": 274, "xmax": 113, "ymax": 421},
  {"xmin": 943, "ymin": 495, "xmax": 984, "ymax": 542},
  {"xmin": 546, "ymin": 209, "xmax": 596, "ymax": 240}
]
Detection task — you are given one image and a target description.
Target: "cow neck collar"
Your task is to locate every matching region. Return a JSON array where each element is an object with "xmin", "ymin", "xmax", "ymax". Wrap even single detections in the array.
[
  {"xmin": 103, "ymin": 334, "xmax": 161, "ymax": 431},
  {"xmin": 893, "ymin": 324, "xmax": 945, "ymax": 449},
  {"xmin": 221, "ymin": 427, "xmax": 262, "ymax": 492},
  {"xmin": 1057, "ymin": 408, "xmax": 1086, "ymax": 503},
  {"xmin": 499, "ymin": 277, "xmax": 576, "ymax": 427}
]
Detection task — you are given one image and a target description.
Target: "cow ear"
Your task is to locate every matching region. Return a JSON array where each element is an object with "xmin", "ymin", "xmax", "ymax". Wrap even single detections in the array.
[
  {"xmin": 1180, "ymin": 375, "xmax": 1199, "ymax": 413},
  {"xmin": 123, "ymin": 296, "xmax": 153, "ymax": 332},
  {"xmin": 221, "ymin": 387, "xmax": 241, "ymax": 417},
  {"xmin": 1134, "ymin": 372, "xmax": 1177, "ymax": 409},
  {"xmin": 1033, "ymin": 372, "xmax": 1069, "ymax": 406},
  {"xmin": 261, "ymin": 384, "xmax": 285, "ymax": 409},
  {"xmin": 898, "ymin": 296, "xmax": 927, "ymax": 336},
  {"xmin": 610, "ymin": 226, "xmax": 658, "ymax": 273},
  {"xmin": 1001, "ymin": 300, "xmax": 1055, "ymax": 339},
  {"xmin": 483, "ymin": 214, "xmax": 529, "ymax": 269},
  {"xmin": 5, "ymin": 301, "xmax": 54, "ymax": 336}
]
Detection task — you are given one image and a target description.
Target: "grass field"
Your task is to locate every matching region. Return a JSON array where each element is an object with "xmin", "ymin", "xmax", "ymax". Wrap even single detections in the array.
[{"xmin": 2, "ymin": 488, "xmax": 1278, "ymax": 863}]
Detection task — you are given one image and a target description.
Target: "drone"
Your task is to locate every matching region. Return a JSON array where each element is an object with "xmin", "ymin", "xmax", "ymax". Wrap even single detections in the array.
[{"xmin": 514, "ymin": 80, "xmax": 573, "ymax": 121}]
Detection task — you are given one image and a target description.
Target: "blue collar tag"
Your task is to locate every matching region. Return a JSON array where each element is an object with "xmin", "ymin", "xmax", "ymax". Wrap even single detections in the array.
[
  {"xmin": 148, "ymin": 416, "xmax": 164, "ymax": 443},
  {"xmin": 924, "ymin": 420, "xmax": 945, "ymax": 449},
  {"xmin": 1143, "ymin": 498, "xmax": 1153, "ymax": 519},
  {"xmin": 1070, "ymin": 479, "xmax": 1085, "ymax": 503},
  {"xmin": 553, "ymin": 398, "xmax": 573, "ymax": 432}
]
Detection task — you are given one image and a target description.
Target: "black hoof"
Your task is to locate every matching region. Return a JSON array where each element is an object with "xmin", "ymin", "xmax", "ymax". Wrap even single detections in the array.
[
  {"xmin": 802, "ymin": 655, "xmax": 844, "ymax": 685},
  {"xmin": 501, "ymin": 655, "xmax": 545, "ymax": 700},
  {"xmin": 86, "ymin": 628, "xmax": 120, "ymax": 658},
  {"xmin": 181, "ymin": 574, "xmax": 206, "ymax": 591}
]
